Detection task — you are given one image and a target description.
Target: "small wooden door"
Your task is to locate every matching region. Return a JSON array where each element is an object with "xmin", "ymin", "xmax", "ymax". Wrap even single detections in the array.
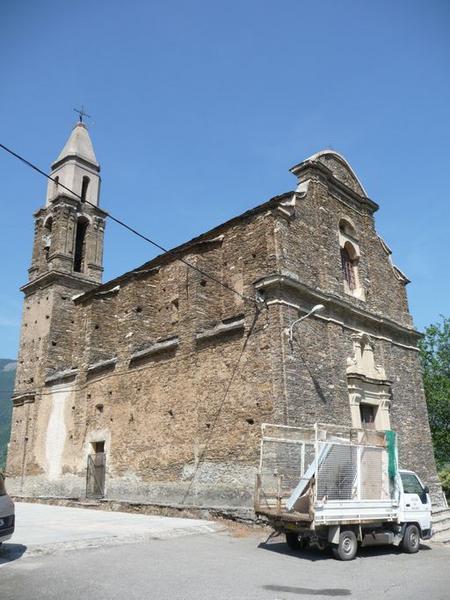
[{"xmin": 86, "ymin": 443, "xmax": 106, "ymax": 498}]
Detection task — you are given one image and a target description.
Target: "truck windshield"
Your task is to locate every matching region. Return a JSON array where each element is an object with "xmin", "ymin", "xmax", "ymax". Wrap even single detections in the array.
[{"xmin": 400, "ymin": 472, "xmax": 424, "ymax": 495}]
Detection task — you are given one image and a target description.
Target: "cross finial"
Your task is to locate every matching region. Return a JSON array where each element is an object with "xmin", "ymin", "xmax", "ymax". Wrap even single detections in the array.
[{"xmin": 73, "ymin": 105, "xmax": 91, "ymax": 123}]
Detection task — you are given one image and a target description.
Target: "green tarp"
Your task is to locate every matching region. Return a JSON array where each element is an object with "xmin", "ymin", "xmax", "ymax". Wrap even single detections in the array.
[{"xmin": 385, "ymin": 430, "xmax": 397, "ymax": 479}]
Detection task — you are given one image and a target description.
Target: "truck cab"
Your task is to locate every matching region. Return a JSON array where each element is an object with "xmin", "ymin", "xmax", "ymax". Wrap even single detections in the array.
[{"xmin": 398, "ymin": 469, "xmax": 432, "ymax": 538}]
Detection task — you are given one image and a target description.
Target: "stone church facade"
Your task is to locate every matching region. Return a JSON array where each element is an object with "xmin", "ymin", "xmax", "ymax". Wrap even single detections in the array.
[{"xmin": 6, "ymin": 123, "xmax": 443, "ymax": 508}]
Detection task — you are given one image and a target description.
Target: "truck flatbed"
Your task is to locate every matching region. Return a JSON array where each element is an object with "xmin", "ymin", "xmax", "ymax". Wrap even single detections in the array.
[{"xmin": 255, "ymin": 423, "xmax": 432, "ymax": 560}]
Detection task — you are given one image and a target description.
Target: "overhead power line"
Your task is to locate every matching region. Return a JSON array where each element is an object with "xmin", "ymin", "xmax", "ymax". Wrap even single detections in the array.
[
  {"xmin": 180, "ymin": 310, "xmax": 260, "ymax": 505},
  {"xmin": 0, "ymin": 142, "xmax": 257, "ymax": 305}
]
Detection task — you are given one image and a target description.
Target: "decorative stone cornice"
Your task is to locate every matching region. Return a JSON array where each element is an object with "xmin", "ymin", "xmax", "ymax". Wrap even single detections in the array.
[
  {"xmin": 21, "ymin": 270, "xmax": 100, "ymax": 296},
  {"xmin": 87, "ymin": 357, "xmax": 117, "ymax": 375},
  {"xmin": 12, "ymin": 391, "xmax": 36, "ymax": 406},
  {"xmin": 347, "ymin": 372, "xmax": 393, "ymax": 387},
  {"xmin": 93, "ymin": 284, "xmax": 119, "ymax": 298},
  {"xmin": 33, "ymin": 195, "xmax": 108, "ymax": 219},
  {"xmin": 51, "ymin": 154, "xmax": 100, "ymax": 173},
  {"xmin": 196, "ymin": 315, "xmax": 245, "ymax": 342},
  {"xmin": 377, "ymin": 236, "xmax": 410, "ymax": 285},
  {"xmin": 273, "ymin": 193, "xmax": 298, "ymax": 221},
  {"xmin": 254, "ymin": 271, "xmax": 420, "ymax": 342},
  {"xmin": 190, "ymin": 234, "xmax": 225, "ymax": 248},
  {"xmin": 290, "ymin": 159, "xmax": 379, "ymax": 214},
  {"xmin": 45, "ymin": 368, "xmax": 78, "ymax": 385},
  {"xmin": 129, "ymin": 337, "xmax": 179, "ymax": 363}
]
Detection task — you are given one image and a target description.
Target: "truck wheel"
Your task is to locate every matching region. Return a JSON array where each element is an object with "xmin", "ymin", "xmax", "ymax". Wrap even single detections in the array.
[
  {"xmin": 286, "ymin": 532, "xmax": 302, "ymax": 550},
  {"xmin": 332, "ymin": 530, "xmax": 357, "ymax": 561},
  {"xmin": 401, "ymin": 524, "xmax": 420, "ymax": 554}
]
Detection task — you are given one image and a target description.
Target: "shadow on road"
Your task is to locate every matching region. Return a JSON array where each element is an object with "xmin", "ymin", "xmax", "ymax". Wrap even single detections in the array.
[
  {"xmin": 258, "ymin": 541, "xmax": 331, "ymax": 562},
  {"xmin": 258, "ymin": 540, "xmax": 432, "ymax": 562},
  {"xmin": 262, "ymin": 584, "xmax": 351, "ymax": 596},
  {"xmin": 0, "ymin": 543, "xmax": 27, "ymax": 565}
]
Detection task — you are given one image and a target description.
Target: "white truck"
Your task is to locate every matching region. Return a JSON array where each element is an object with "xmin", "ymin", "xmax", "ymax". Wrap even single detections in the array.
[{"xmin": 255, "ymin": 423, "xmax": 432, "ymax": 560}]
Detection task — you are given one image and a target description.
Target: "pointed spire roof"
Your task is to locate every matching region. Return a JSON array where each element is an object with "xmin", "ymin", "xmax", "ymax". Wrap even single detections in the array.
[{"xmin": 52, "ymin": 122, "xmax": 99, "ymax": 170}]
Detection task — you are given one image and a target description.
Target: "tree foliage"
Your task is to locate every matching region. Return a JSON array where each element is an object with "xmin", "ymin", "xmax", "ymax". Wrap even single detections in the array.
[{"xmin": 419, "ymin": 316, "xmax": 450, "ymax": 467}]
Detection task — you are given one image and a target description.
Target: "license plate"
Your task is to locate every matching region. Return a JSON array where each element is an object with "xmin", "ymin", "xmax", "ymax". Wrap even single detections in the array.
[{"xmin": 0, "ymin": 519, "xmax": 4, "ymax": 527}]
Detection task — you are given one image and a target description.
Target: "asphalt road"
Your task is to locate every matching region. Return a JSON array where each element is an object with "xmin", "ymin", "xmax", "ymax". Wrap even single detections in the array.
[
  {"xmin": 2, "ymin": 501, "xmax": 220, "ymax": 551},
  {"xmin": 1, "ymin": 504, "xmax": 449, "ymax": 600}
]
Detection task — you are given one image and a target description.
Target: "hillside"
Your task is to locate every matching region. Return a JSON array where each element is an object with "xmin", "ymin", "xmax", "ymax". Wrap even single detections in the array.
[{"xmin": 0, "ymin": 358, "xmax": 16, "ymax": 469}]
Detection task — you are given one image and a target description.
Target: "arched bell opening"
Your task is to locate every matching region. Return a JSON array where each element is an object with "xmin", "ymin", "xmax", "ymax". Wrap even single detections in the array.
[{"xmin": 74, "ymin": 216, "xmax": 89, "ymax": 273}]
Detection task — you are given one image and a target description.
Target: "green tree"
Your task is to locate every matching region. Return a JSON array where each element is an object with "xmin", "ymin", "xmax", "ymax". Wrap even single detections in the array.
[{"xmin": 419, "ymin": 316, "xmax": 450, "ymax": 467}]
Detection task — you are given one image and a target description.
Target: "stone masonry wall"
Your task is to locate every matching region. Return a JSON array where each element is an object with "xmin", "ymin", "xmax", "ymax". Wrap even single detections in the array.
[
  {"xmin": 8, "ymin": 153, "xmax": 442, "ymax": 508},
  {"xmin": 273, "ymin": 164, "xmax": 441, "ymax": 502},
  {"xmin": 280, "ymin": 176, "xmax": 412, "ymax": 328},
  {"xmin": 8, "ymin": 208, "xmax": 283, "ymax": 507}
]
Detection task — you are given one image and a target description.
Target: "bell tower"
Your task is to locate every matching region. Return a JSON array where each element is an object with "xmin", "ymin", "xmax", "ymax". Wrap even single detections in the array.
[
  {"xmin": 13, "ymin": 121, "xmax": 107, "ymax": 397},
  {"xmin": 29, "ymin": 121, "xmax": 105, "ymax": 283}
]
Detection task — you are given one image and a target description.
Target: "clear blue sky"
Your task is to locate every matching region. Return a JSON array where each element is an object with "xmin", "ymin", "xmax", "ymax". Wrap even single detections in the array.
[{"xmin": 0, "ymin": 0, "xmax": 449, "ymax": 359}]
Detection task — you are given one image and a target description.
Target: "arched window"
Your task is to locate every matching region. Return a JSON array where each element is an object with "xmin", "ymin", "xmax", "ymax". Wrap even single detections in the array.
[
  {"xmin": 81, "ymin": 176, "xmax": 90, "ymax": 202},
  {"xmin": 74, "ymin": 217, "xmax": 89, "ymax": 273},
  {"xmin": 340, "ymin": 243, "xmax": 357, "ymax": 291},
  {"xmin": 338, "ymin": 218, "xmax": 364, "ymax": 298}
]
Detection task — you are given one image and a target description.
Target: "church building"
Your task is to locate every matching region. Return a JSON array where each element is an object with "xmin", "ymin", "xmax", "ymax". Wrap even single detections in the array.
[{"xmin": 6, "ymin": 122, "xmax": 443, "ymax": 509}]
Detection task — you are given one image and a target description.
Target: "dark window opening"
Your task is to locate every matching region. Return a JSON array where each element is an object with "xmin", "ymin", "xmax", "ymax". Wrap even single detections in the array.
[
  {"xmin": 341, "ymin": 246, "xmax": 357, "ymax": 290},
  {"xmin": 74, "ymin": 218, "xmax": 88, "ymax": 272},
  {"xmin": 92, "ymin": 440, "xmax": 105, "ymax": 454},
  {"xmin": 81, "ymin": 176, "xmax": 90, "ymax": 202},
  {"xmin": 43, "ymin": 217, "xmax": 53, "ymax": 261},
  {"xmin": 360, "ymin": 403, "xmax": 376, "ymax": 429}
]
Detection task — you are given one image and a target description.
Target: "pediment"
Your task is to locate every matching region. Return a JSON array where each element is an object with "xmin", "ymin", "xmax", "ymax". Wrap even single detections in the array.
[{"xmin": 313, "ymin": 151, "xmax": 367, "ymax": 197}]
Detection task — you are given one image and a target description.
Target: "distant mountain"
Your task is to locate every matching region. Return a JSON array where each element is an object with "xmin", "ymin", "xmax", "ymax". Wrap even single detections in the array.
[{"xmin": 0, "ymin": 359, "xmax": 16, "ymax": 469}]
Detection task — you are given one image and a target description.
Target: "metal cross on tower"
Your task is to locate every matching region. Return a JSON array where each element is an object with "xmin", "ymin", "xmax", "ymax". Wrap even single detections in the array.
[{"xmin": 73, "ymin": 105, "xmax": 91, "ymax": 123}]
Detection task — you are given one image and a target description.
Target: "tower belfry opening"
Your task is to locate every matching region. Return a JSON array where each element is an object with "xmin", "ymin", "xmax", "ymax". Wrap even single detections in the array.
[
  {"xmin": 81, "ymin": 176, "xmax": 90, "ymax": 202},
  {"xmin": 27, "ymin": 119, "xmax": 107, "ymax": 283},
  {"xmin": 74, "ymin": 217, "xmax": 89, "ymax": 273}
]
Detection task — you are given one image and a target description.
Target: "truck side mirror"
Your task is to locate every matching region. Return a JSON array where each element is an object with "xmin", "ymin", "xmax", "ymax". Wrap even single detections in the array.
[{"xmin": 423, "ymin": 485, "xmax": 429, "ymax": 494}]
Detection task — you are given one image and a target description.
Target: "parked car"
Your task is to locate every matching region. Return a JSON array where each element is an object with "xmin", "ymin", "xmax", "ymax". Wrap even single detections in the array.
[{"xmin": 0, "ymin": 474, "xmax": 15, "ymax": 545}]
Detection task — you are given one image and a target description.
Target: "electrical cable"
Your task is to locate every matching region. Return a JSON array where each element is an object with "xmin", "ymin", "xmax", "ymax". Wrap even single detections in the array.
[
  {"xmin": 180, "ymin": 309, "xmax": 260, "ymax": 505},
  {"xmin": 0, "ymin": 140, "xmax": 265, "ymax": 488},
  {"xmin": 0, "ymin": 142, "xmax": 256, "ymax": 305}
]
